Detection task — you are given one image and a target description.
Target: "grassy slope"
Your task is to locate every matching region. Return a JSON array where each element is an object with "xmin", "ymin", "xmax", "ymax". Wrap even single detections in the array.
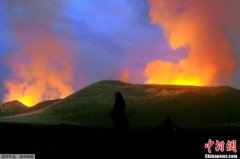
[
  {"xmin": 0, "ymin": 80, "xmax": 240, "ymax": 129},
  {"xmin": 0, "ymin": 100, "xmax": 29, "ymax": 117},
  {"xmin": 0, "ymin": 99, "xmax": 61, "ymax": 117}
]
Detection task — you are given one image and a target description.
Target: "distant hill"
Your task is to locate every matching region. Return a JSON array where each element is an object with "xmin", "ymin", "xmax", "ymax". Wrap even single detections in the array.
[
  {"xmin": 0, "ymin": 100, "xmax": 28, "ymax": 117},
  {"xmin": 30, "ymin": 99, "xmax": 62, "ymax": 111},
  {"xmin": 0, "ymin": 99, "xmax": 61, "ymax": 117},
  {"xmin": 0, "ymin": 80, "xmax": 240, "ymax": 129}
]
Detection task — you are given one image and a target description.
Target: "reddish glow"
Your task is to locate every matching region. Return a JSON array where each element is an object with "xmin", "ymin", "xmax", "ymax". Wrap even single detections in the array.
[
  {"xmin": 120, "ymin": 68, "xmax": 130, "ymax": 83},
  {"xmin": 4, "ymin": 35, "xmax": 74, "ymax": 107},
  {"xmin": 146, "ymin": 0, "xmax": 237, "ymax": 86}
]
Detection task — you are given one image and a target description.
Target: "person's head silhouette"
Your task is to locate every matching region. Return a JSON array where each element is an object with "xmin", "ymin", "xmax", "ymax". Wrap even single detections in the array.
[{"xmin": 115, "ymin": 92, "xmax": 123, "ymax": 100}]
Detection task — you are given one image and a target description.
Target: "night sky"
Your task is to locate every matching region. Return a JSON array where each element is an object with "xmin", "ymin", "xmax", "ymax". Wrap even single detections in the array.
[{"xmin": 0, "ymin": 0, "xmax": 240, "ymax": 106}]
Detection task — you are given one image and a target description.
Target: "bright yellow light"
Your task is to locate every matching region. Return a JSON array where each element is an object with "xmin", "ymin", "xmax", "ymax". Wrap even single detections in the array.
[
  {"xmin": 144, "ymin": 60, "xmax": 208, "ymax": 87},
  {"xmin": 171, "ymin": 79, "xmax": 202, "ymax": 86},
  {"xmin": 18, "ymin": 97, "xmax": 34, "ymax": 107}
]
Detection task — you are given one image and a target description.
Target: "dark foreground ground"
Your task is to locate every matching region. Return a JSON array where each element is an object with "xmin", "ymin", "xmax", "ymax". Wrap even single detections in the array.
[{"xmin": 0, "ymin": 122, "xmax": 239, "ymax": 159}]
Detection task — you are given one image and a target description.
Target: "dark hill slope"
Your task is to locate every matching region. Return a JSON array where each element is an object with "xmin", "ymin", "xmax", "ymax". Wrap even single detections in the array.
[
  {"xmin": 1, "ymin": 80, "xmax": 240, "ymax": 128},
  {"xmin": 0, "ymin": 100, "xmax": 28, "ymax": 117},
  {"xmin": 0, "ymin": 99, "xmax": 61, "ymax": 117}
]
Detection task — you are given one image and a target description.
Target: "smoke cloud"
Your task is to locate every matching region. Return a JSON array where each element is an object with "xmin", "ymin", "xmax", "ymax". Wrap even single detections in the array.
[
  {"xmin": 146, "ymin": 0, "xmax": 239, "ymax": 86},
  {"xmin": 3, "ymin": 0, "xmax": 79, "ymax": 106},
  {"xmin": 1, "ymin": 0, "xmax": 240, "ymax": 105},
  {"xmin": 4, "ymin": 35, "xmax": 75, "ymax": 106}
]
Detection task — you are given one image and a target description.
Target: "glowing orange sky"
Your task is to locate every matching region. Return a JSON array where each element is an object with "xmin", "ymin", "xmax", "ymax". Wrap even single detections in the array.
[
  {"xmin": 145, "ymin": 0, "xmax": 237, "ymax": 86},
  {"xmin": 3, "ymin": 35, "xmax": 75, "ymax": 106},
  {"xmin": 2, "ymin": 0, "xmax": 240, "ymax": 106}
]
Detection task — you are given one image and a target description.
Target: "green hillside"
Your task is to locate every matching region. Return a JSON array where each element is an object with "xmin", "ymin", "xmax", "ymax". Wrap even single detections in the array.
[
  {"xmin": 1, "ymin": 80, "xmax": 240, "ymax": 129},
  {"xmin": 0, "ymin": 99, "xmax": 61, "ymax": 117}
]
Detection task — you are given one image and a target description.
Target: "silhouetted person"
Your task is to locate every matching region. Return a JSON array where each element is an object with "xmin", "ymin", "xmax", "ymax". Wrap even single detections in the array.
[
  {"xmin": 162, "ymin": 116, "xmax": 174, "ymax": 131},
  {"xmin": 110, "ymin": 92, "xmax": 128, "ymax": 130}
]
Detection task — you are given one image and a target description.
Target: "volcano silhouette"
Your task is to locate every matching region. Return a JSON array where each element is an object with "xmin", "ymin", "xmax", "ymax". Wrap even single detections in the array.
[
  {"xmin": 1, "ymin": 80, "xmax": 240, "ymax": 129},
  {"xmin": 0, "ymin": 99, "xmax": 61, "ymax": 117},
  {"xmin": 0, "ymin": 100, "xmax": 28, "ymax": 117}
]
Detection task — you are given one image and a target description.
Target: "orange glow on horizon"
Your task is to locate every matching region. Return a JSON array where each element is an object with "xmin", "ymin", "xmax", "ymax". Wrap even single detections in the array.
[
  {"xmin": 144, "ymin": 59, "xmax": 215, "ymax": 86},
  {"xmin": 170, "ymin": 78, "xmax": 201, "ymax": 86},
  {"xmin": 145, "ymin": 77, "xmax": 202, "ymax": 86},
  {"xmin": 120, "ymin": 68, "xmax": 130, "ymax": 83},
  {"xmin": 18, "ymin": 97, "xmax": 35, "ymax": 107},
  {"xmin": 145, "ymin": 0, "xmax": 237, "ymax": 86},
  {"xmin": 3, "ymin": 35, "xmax": 75, "ymax": 107}
]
